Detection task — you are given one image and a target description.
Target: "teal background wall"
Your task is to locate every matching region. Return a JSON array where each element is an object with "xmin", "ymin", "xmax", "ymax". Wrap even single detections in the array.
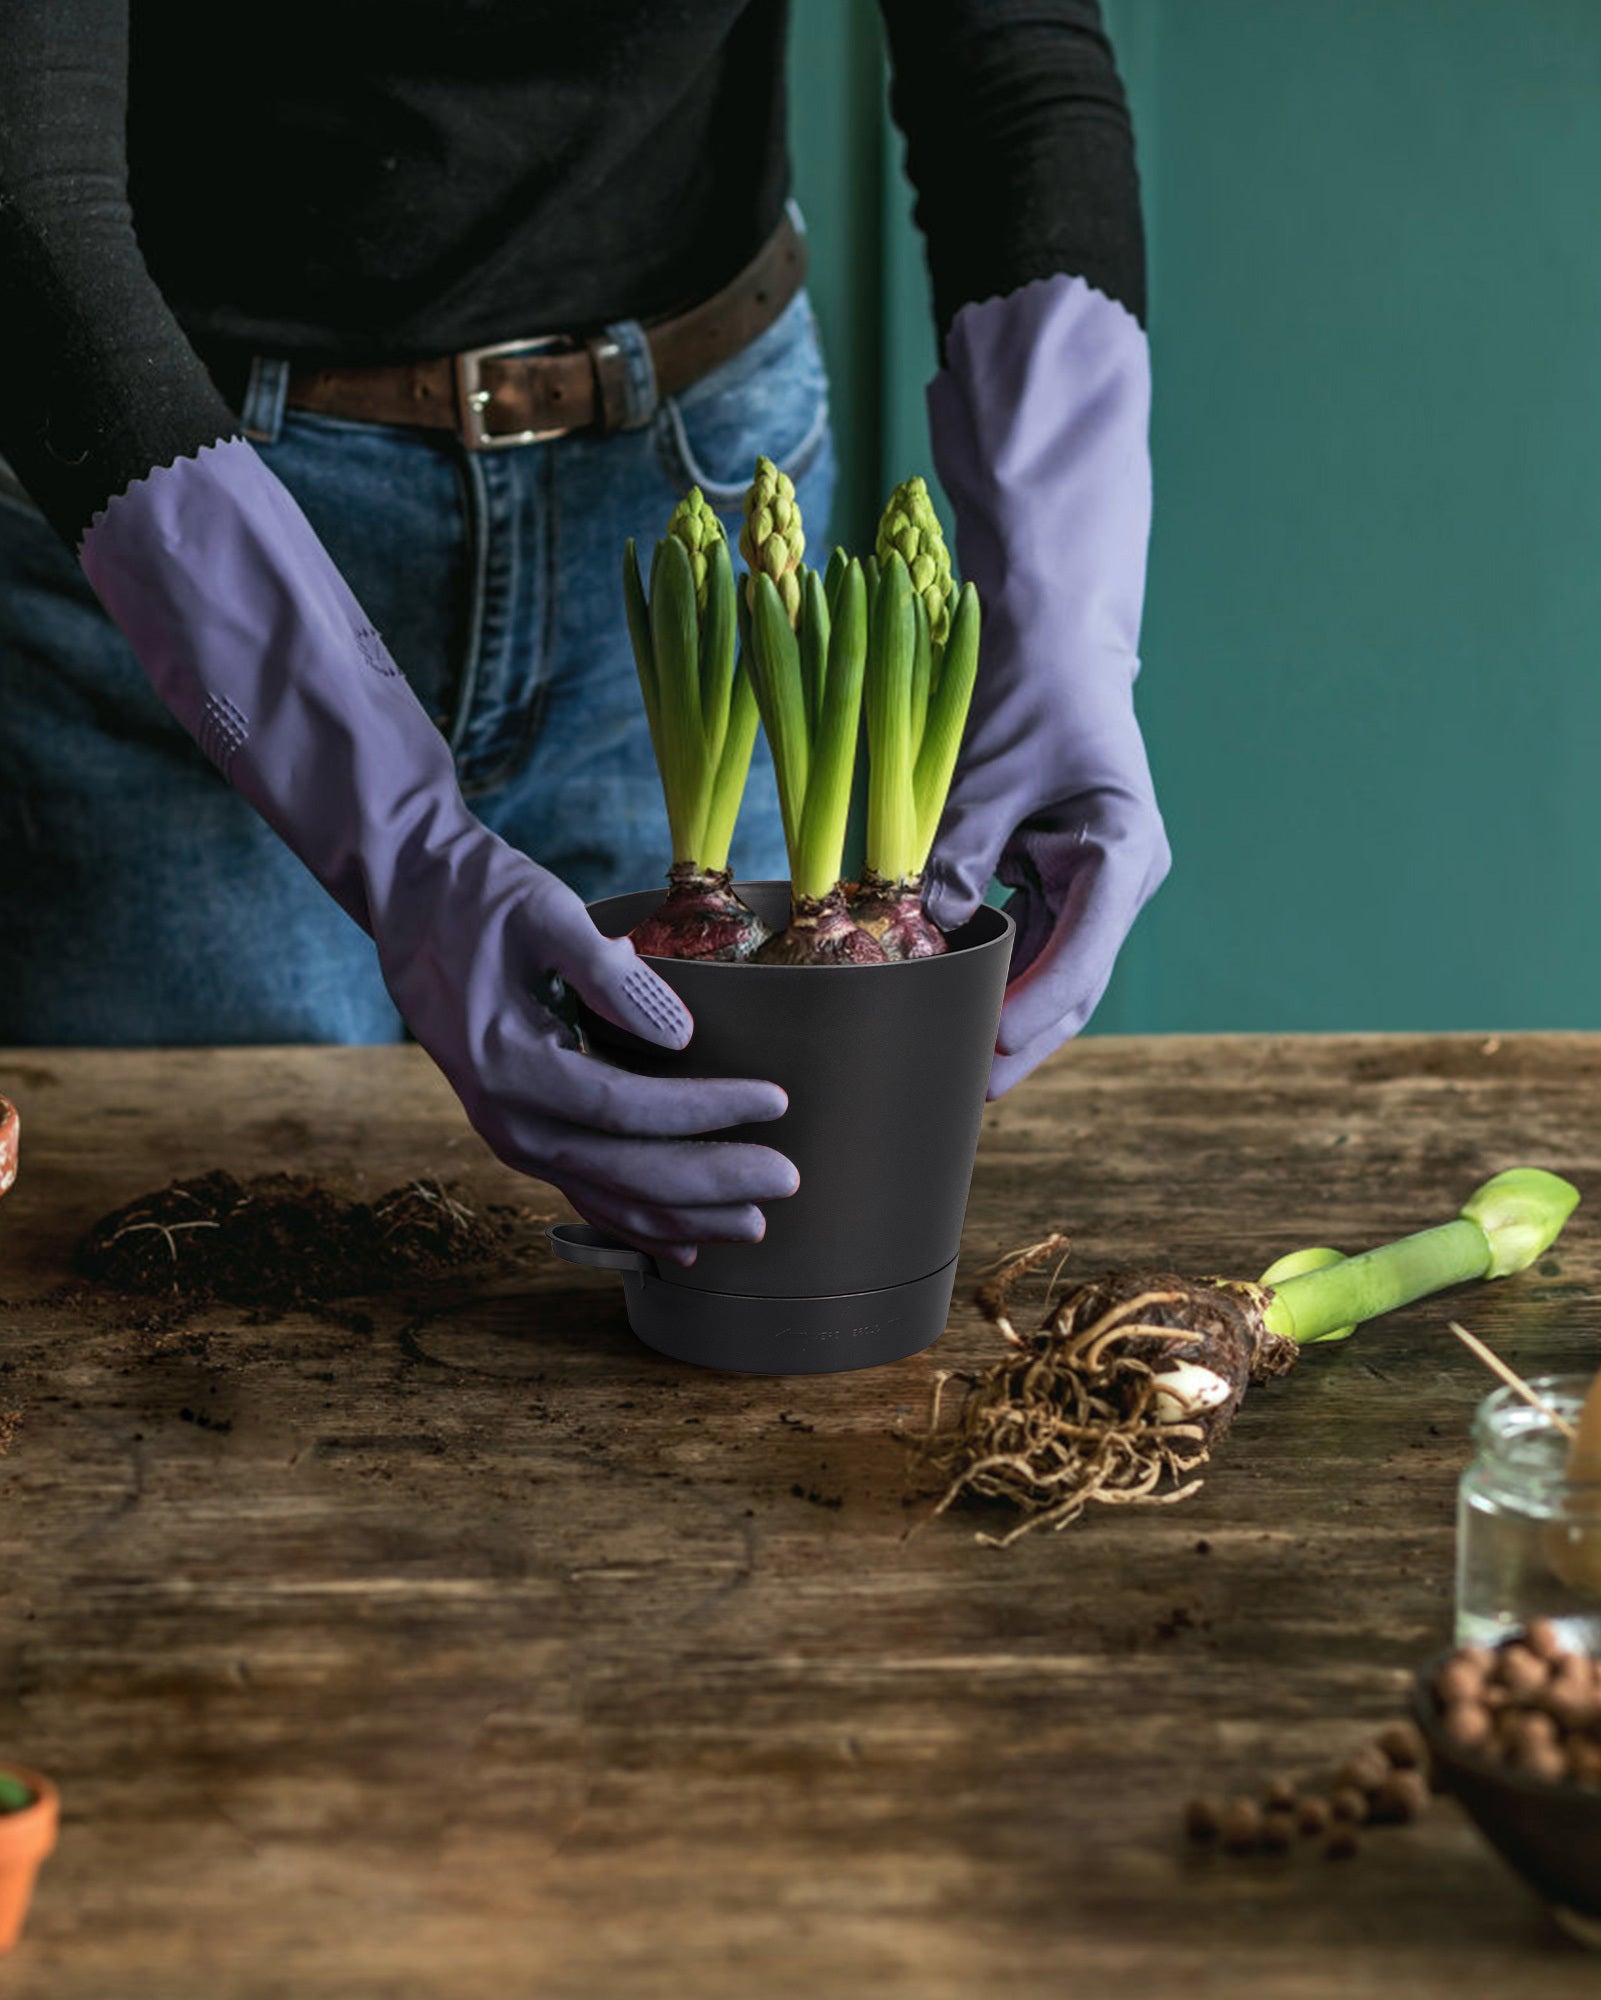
[{"xmin": 789, "ymin": 1, "xmax": 1601, "ymax": 1035}]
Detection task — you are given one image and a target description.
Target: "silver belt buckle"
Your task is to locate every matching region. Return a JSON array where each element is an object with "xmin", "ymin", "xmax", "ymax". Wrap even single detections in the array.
[{"xmin": 454, "ymin": 334, "xmax": 576, "ymax": 451}]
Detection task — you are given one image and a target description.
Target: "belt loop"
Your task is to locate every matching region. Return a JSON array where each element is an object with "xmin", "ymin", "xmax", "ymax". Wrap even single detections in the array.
[
  {"xmin": 594, "ymin": 319, "xmax": 659, "ymax": 432},
  {"xmin": 239, "ymin": 357, "xmax": 291, "ymax": 444}
]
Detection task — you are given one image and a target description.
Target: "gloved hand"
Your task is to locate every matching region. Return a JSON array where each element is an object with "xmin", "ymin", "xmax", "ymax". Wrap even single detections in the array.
[
  {"xmin": 923, "ymin": 274, "xmax": 1170, "ymax": 1098},
  {"xmin": 79, "ymin": 439, "xmax": 797, "ymax": 1263}
]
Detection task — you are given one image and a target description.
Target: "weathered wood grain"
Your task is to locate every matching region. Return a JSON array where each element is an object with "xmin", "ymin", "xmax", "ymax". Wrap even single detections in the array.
[{"xmin": 1, "ymin": 1035, "xmax": 1599, "ymax": 1997}]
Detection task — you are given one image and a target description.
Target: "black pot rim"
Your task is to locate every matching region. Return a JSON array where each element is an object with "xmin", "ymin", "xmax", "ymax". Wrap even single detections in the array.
[{"xmin": 591, "ymin": 880, "xmax": 1014, "ymax": 972}]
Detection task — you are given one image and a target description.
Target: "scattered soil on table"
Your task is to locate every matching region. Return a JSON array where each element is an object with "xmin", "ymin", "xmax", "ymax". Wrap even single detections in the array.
[
  {"xmin": 77, "ymin": 1171, "xmax": 527, "ymax": 1312},
  {"xmin": 0, "ymin": 1405, "xmax": 22, "ymax": 1455}
]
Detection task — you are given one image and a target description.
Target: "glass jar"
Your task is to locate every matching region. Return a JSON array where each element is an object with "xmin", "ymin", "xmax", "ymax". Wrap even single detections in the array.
[{"xmin": 1457, "ymin": 1379, "xmax": 1601, "ymax": 1649}]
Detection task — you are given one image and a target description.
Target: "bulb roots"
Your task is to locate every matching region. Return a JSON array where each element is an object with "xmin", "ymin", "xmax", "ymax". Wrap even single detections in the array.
[{"xmin": 919, "ymin": 1248, "xmax": 1297, "ymax": 1543}]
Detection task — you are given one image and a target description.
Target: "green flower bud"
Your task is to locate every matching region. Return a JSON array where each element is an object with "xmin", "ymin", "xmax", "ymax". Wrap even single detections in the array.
[
  {"xmin": 875, "ymin": 475, "xmax": 954, "ymax": 646},
  {"xmin": 740, "ymin": 454, "xmax": 806, "ymax": 626},
  {"xmin": 667, "ymin": 486, "xmax": 725, "ymax": 618}
]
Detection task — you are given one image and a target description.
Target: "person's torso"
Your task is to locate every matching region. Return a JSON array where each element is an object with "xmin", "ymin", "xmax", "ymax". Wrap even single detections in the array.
[{"xmin": 129, "ymin": 0, "xmax": 791, "ymax": 361}]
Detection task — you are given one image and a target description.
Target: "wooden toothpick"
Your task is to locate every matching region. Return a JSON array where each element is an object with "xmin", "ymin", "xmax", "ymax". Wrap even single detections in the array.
[{"xmin": 1448, "ymin": 1320, "xmax": 1578, "ymax": 1440}]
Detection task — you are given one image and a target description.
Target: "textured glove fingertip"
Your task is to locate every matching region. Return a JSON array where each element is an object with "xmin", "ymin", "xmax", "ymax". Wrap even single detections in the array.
[
  {"xmin": 575, "ymin": 938, "xmax": 693, "ymax": 1050},
  {"xmin": 616, "ymin": 960, "xmax": 693, "ymax": 1049}
]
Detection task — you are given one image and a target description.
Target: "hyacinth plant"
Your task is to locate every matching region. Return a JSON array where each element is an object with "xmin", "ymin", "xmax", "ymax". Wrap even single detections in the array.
[
  {"xmin": 742, "ymin": 458, "xmax": 883, "ymax": 964},
  {"xmin": 855, "ymin": 478, "xmax": 982, "ymax": 959},
  {"xmin": 921, "ymin": 1169, "xmax": 1580, "ymax": 1544},
  {"xmin": 622, "ymin": 489, "xmax": 770, "ymax": 959},
  {"xmin": 622, "ymin": 460, "xmax": 985, "ymax": 965}
]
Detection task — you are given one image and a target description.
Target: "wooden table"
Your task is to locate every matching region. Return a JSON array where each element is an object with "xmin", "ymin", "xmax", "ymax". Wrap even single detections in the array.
[{"xmin": 2, "ymin": 1034, "xmax": 1600, "ymax": 1998}]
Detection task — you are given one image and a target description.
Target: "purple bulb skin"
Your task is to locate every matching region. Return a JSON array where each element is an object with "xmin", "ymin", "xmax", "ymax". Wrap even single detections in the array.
[
  {"xmin": 756, "ymin": 888, "xmax": 887, "ymax": 966},
  {"xmin": 630, "ymin": 866, "xmax": 771, "ymax": 963}
]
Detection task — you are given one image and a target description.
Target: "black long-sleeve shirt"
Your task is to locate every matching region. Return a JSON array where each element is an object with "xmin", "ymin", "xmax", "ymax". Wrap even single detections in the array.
[{"xmin": 0, "ymin": 0, "xmax": 1145, "ymax": 546}]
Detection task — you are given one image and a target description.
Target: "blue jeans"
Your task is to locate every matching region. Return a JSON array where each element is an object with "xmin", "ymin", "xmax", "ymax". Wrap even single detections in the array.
[{"xmin": 0, "ymin": 291, "xmax": 835, "ymax": 1044}]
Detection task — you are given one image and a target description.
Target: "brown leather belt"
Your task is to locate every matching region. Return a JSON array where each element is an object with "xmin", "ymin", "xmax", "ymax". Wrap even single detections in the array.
[{"xmin": 281, "ymin": 213, "xmax": 806, "ymax": 450}]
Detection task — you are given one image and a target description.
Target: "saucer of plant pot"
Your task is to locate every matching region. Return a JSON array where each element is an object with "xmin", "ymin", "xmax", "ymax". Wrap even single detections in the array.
[
  {"xmin": 554, "ymin": 881, "xmax": 1013, "ymax": 1375},
  {"xmin": 0, "ymin": 1767, "xmax": 58, "ymax": 1953},
  {"xmin": 0, "ymin": 1096, "xmax": 17, "ymax": 1199},
  {"xmin": 1412, "ymin": 1648, "xmax": 1601, "ymax": 1945}
]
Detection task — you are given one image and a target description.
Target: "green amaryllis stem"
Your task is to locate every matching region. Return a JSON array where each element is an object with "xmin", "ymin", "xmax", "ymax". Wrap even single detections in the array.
[
  {"xmin": 912, "ymin": 578, "xmax": 981, "ymax": 866},
  {"xmin": 865, "ymin": 552, "xmax": 919, "ymax": 883},
  {"xmin": 749, "ymin": 570, "xmax": 811, "ymax": 860},
  {"xmin": 794, "ymin": 557, "xmax": 868, "ymax": 900},
  {"xmin": 1258, "ymin": 1245, "xmax": 1353, "ymax": 1344},
  {"xmin": 1260, "ymin": 1168, "xmax": 1580, "ymax": 1345}
]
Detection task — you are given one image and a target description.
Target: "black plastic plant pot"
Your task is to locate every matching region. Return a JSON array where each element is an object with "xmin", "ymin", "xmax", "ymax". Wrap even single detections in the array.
[{"xmin": 548, "ymin": 882, "xmax": 1013, "ymax": 1376}]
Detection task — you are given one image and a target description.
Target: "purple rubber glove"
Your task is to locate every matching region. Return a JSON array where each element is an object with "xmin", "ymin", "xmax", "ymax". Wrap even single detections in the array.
[
  {"xmin": 79, "ymin": 439, "xmax": 797, "ymax": 1262},
  {"xmin": 924, "ymin": 275, "xmax": 1170, "ymax": 1098}
]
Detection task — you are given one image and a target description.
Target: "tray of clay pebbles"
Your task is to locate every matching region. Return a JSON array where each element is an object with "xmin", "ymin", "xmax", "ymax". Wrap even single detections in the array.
[{"xmin": 1412, "ymin": 1621, "xmax": 1601, "ymax": 1945}]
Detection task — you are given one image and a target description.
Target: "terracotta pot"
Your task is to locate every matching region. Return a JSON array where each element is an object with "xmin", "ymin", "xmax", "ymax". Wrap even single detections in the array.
[
  {"xmin": 0, "ymin": 1097, "xmax": 16, "ymax": 1199},
  {"xmin": 0, "ymin": 1768, "xmax": 57, "ymax": 1953}
]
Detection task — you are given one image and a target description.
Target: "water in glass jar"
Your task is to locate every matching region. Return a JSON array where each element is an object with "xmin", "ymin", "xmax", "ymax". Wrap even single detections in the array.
[{"xmin": 1457, "ymin": 1388, "xmax": 1601, "ymax": 1651}]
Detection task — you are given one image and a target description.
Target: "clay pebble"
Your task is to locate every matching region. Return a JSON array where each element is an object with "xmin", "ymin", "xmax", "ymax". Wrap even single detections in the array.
[
  {"xmin": 1375, "ymin": 1721, "xmax": 1426, "ymax": 1770},
  {"xmin": 1335, "ymin": 1746, "xmax": 1389, "ymax": 1795},
  {"xmin": 1220, "ymin": 1799, "xmax": 1262, "ymax": 1854},
  {"xmin": 1495, "ymin": 1644, "xmax": 1548, "ymax": 1698},
  {"xmin": 1329, "ymin": 1785, "xmax": 1370, "ymax": 1826},
  {"xmin": 1429, "ymin": 1626, "xmax": 1601, "ymax": 1790},
  {"xmin": 1178, "ymin": 1625, "xmax": 1601, "ymax": 1869},
  {"xmin": 1370, "ymin": 1769, "xmax": 1430, "ymax": 1824}
]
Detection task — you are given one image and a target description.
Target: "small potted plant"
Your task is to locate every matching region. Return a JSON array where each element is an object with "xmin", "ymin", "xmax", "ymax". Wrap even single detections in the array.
[
  {"xmin": 0, "ymin": 1767, "xmax": 58, "ymax": 1953},
  {"xmin": 552, "ymin": 463, "xmax": 1012, "ymax": 1375}
]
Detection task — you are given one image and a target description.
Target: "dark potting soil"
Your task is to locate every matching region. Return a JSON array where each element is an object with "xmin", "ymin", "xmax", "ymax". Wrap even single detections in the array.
[{"xmin": 77, "ymin": 1171, "xmax": 518, "ymax": 1311}]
